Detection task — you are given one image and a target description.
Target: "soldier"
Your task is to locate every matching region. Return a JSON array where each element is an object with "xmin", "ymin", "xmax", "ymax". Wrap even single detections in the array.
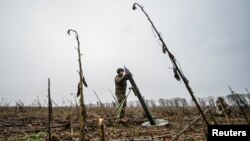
[
  {"xmin": 216, "ymin": 97, "xmax": 231, "ymax": 116},
  {"xmin": 115, "ymin": 68, "xmax": 129, "ymax": 119}
]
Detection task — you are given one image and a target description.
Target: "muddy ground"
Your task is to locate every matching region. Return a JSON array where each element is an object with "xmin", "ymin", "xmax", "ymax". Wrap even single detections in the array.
[{"xmin": 0, "ymin": 106, "xmax": 249, "ymax": 141}]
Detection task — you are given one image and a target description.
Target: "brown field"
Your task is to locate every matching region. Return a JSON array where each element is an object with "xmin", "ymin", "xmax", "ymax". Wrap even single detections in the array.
[{"xmin": 0, "ymin": 105, "xmax": 249, "ymax": 141}]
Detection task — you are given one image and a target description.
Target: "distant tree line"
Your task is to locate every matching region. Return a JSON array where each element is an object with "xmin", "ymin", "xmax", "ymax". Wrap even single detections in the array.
[
  {"xmin": 86, "ymin": 93, "xmax": 250, "ymax": 108},
  {"xmin": 1, "ymin": 93, "xmax": 249, "ymax": 108}
]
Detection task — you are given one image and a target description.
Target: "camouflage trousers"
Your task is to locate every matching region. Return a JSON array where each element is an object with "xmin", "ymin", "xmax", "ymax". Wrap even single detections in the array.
[{"xmin": 115, "ymin": 93, "xmax": 126, "ymax": 118}]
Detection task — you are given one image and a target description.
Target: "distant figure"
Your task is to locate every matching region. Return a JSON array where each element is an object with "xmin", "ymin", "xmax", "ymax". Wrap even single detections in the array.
[
  {"xmin": 216, "ymin": 97, "xmax": 231, "ymax": 116},
  {"xmin": 114, "ymin": 68, "xmax": 129, "ymax": 119}
]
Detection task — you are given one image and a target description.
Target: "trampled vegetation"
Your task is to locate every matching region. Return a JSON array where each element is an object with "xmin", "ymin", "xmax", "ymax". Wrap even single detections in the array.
[{"xmin": 1, "ymin": 94, "xmax": 250, "ymax": 141}]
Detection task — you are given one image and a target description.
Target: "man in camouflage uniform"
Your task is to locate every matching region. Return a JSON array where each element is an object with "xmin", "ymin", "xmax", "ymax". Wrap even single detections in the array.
[
  {"xmin": 115, "ymin": 68, "xmax": 128, "ymax": 118},
  {"xmin": 216, "ymin": 97, "xmax": 231, "ymax": 116}
]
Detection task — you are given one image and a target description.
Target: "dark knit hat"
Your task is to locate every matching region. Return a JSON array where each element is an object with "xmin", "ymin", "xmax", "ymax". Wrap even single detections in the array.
[{"xmin": 117, "ymin": 68, "xmax": 124, "ymax": 73}]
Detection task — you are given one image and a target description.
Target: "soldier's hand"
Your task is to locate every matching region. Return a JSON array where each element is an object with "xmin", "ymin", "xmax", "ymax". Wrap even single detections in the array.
[{"xmin": 124, "ymin": 72, "xmax": 131, "ymax": 76}]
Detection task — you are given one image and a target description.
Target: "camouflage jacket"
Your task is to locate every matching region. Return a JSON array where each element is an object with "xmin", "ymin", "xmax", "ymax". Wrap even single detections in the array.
[
  {"xmin": 216, "ymin": 99, "xmax": 229, "ymax": 111},
  {"xmin": 115, "ymin": 75, "xmax": 127, "ymax": 95}
]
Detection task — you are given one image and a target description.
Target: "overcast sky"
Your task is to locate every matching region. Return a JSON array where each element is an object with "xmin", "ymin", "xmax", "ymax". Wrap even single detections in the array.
[{"xmin": 0, "ymin": 0, "xmax": 249, "ymax": 106}]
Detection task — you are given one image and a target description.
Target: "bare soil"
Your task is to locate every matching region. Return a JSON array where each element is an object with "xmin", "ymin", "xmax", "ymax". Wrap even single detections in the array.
[{"xmin": 0, "ymin": 106, "xmax": 249, "ymax": 141}]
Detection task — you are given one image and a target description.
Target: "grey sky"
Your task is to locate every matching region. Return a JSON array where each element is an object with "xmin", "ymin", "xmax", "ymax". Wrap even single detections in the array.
[{"xmin": 0, "ymin": 0, "xmax": 249, "ymax": 106}]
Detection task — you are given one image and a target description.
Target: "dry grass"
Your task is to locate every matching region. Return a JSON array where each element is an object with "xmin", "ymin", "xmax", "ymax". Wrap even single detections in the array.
[{"xmin": 0, "ymin": 105, "xmax": 249, "ymax": 141}]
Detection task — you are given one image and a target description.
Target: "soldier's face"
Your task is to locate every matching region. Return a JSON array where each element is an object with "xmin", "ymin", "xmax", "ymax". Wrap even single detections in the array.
[{"xmin": 119, "ymin": 71, "xmax": 124, "ymax": 76}]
